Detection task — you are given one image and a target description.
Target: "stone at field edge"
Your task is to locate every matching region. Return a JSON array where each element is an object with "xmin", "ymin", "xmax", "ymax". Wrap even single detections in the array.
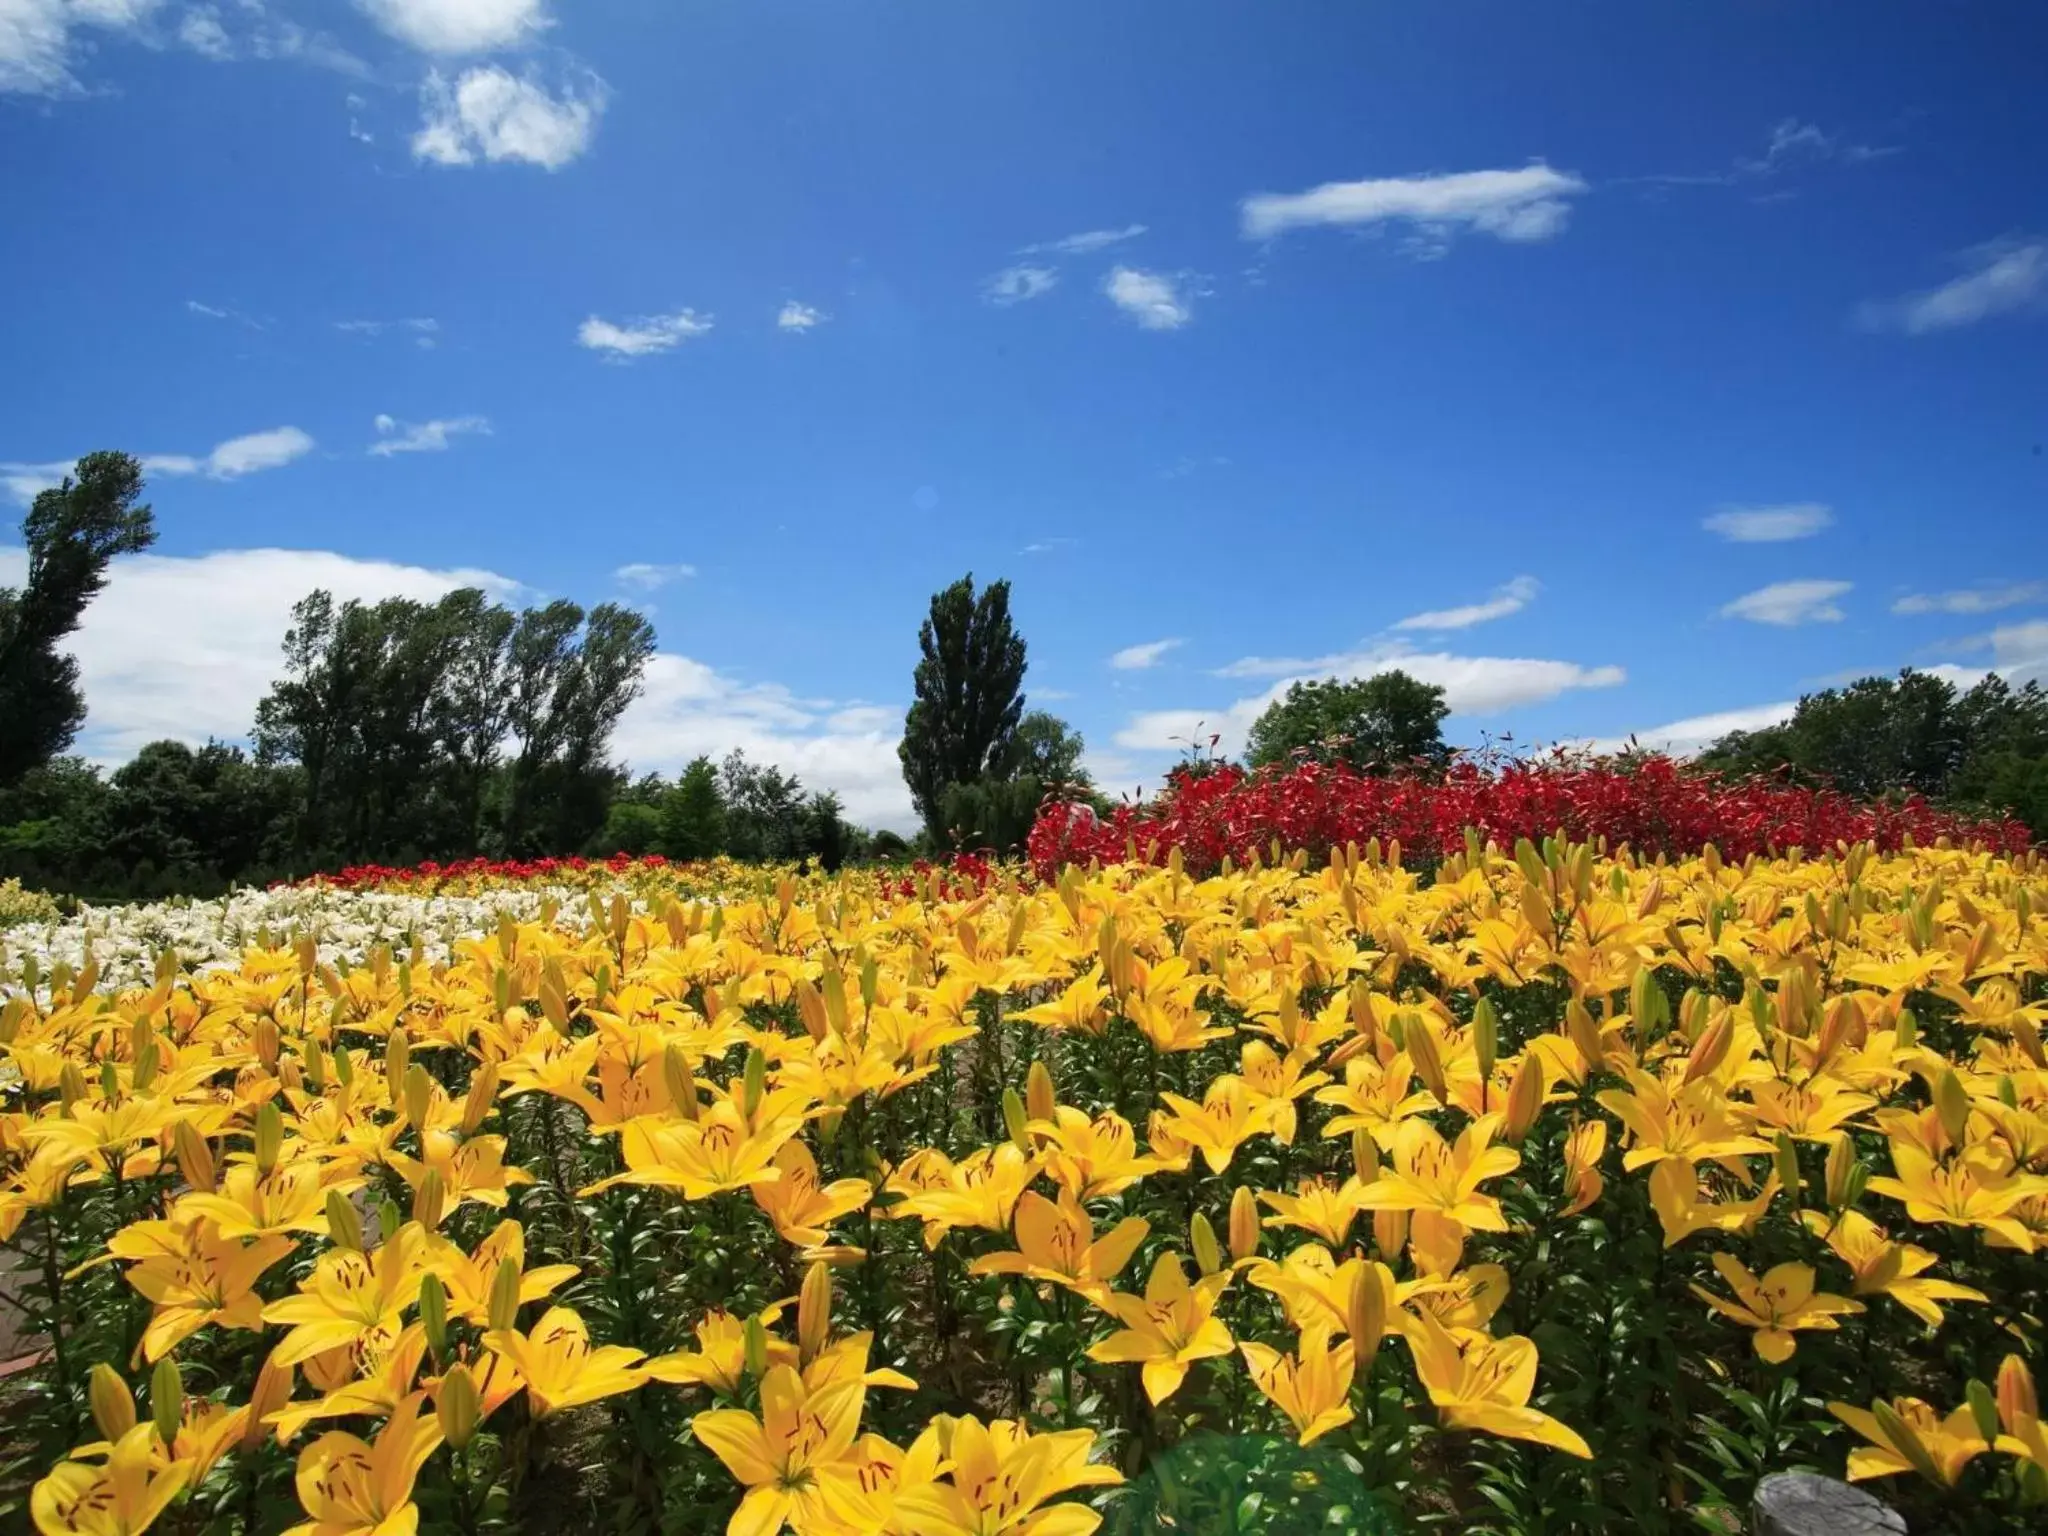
[{"xmin": 1753, "ymin": 1472, "xmax": 1906, "ymax": 1535}]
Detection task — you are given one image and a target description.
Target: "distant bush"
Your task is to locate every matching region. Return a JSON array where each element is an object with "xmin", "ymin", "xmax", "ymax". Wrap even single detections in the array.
[{"xmin": 0, "ymin": 875, "xmax": 60, "ymax": 929}]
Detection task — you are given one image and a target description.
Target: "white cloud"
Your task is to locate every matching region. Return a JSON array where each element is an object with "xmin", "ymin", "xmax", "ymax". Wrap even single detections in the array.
[
  {"xmin": 0, "ymin": 0, "xmax": 163, "ymax": 93},
  {"xmin": 1393, "ymin": 575, "xmax": 1538, "ymax": 632},
  {"xmin": 357, "ymin": 0, "xmax": 546, "ymax": 54},
  {"xmin": 368, "ymin": 415, "xmax": 490, "ymax": 456},
  {"xmin": 1720, "ymin": 579, "xmax": 1852, "ymax": 626},
  {"xmin": 1021, "ymin": 223, "xmax": 1147, "ymax": 256},
  {"xmin": 0, "ymin": 540, "xmax": 921, "ymax": 833},
  {"xmin": 1703, "ymin": 503, "xmax": 1833, "ymax": 542},
  {"xmin": 1859, "ymin": 239, "xmax": 2048, "ymax": 334},
  {"xmin": 1110, "ymin": 638, "xmax": 1183, "ymax": 671},
  {"xmin": 5, "ymin": 428, "xmax": 315, "ymax": 499},
  {"xmin": 0, "ymin": 460, "xmax": 71, "ymax": 505},
  {"xmin": 776, "ymin": 301, "xmax": 825, "ymax": 332},
  {"xmin": 576, "ymin": 310, "xmax": 713, "ymax": 358},
  {"xmin": 1893, "ymin": 581, "xmax": 2048, "ymax": 616},
  {"xmin": 1984, "ymin": 620, "xmax": 2048, "ymax": 685},
  {"xmin": 1126, "ymin": 643, "xmax": 1625, "ymax": 756},
  {"xmin": 613, "ymin": 562, "xmax": 695, "ymax": 592},
  {"xmin": 186, "ymin": 299, "xmax": 228, "ymax": 318},
  {"xmin": 1103, "ymin": 266, "xmax": 1192, "ymax": 330},
  {"xmin": 1584, "ymin": 701, "xmax": 1796, "ymax": 758},
  {"xmin": 985, "ymin": 265, "xmax": 1057, "ymax": 306},
  {"xmin": 178, "ymin": 4, "xmax": 230, "ymax": 59},
  {"xmin": 1241, "ymin": 162, "xmax": 1588, "ymax": 248},
  {"xmin": 413, "ymin": 65, "xmax": 602, "ymax": 170}
]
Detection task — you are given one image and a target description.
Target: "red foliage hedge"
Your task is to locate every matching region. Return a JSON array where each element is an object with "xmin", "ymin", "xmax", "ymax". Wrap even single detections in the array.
[{"xmin": 1026, "ymin": 756, "xmax": 2034, "ymax": 878}]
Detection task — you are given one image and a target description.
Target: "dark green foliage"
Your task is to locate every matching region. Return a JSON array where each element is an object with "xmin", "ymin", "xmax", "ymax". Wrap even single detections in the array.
[
  {"xmin": 0, "ymin": 452, "xmax": 157, "ymax": 787},
  {"xmin": 658, "ymin": 756, "xmax": 726, "ymax": 860},
  {"xmin": 1244, "ymin": 672, "xmax": 1450, "ymax": 773},
  {"xmin": 899, "ymin": 574, "xmax": 1028, "ymax": 840},
  {"xmin": 1699, "ymin": 669, "xmax": 2048, "ymax": 833}
]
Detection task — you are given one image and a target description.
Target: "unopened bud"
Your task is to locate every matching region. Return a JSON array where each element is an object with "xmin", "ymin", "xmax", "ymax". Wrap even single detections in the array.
[
  {"xmin": 1352, "ymin": 1128, "xmax": 1379, "ymax": 1182},
  {"xmin": 1372, "ymin": 1207, "xmax": 1408, "ymax": 1262},
  {"xmin": 386, "ymin": 1029, "xmax": 411, "ymax": 1102},
  {"xmin": 241, "ymin": 1351, "xmax": 291, "ymax": 1453},
  {"xmin": 1967, "ymin": 1379, "xmax": 2002, "ymax": 1446},
  {"xmin": 403, "ymin": 1064, "xmax": 433, "ymax": 1136},
  {"xmin": 1229, "ymin": 1187, "xmax": 1260, "ymax": 1263},
  {"xmin": 419, "ymin": 1272, "xmax": 449, "ymax": 1356},
  {"xmin": 1998, "ymin": 1354, "xmax": 2038, "ymax": 1427},
  {"xmin": 253, "ymin": 1101, "xmax": 284, "ymax": 1176},
  {"xmin": 89, "ymin": 1363, "xmax": 137, "ymax": 1441},
  {"xmin": 1773, "ymin": 1133, "xmax": 1801, "ymax": 1199},
  {"xmin": 1871, "ymin": 1399, "xmax": 1943, "ymax": 1485},
  {"xmin": 798, "ymin": 1261, "xmax": 832, "ymax": 1365},
  {"xmin": 1934, "ymin": 1069, "xmax": 1971, "ymax": 1148},
  {"xmin": 59, "ymin": 1062, "xmax": 85, "ymax": 1110},
  {"xmin": 1565, "ymin": 1000, "xmax": 1605, "ymax": 1074},
  {"xmin": 1349, "ymin": 1264, "xmax": 1389, "ymax": 1373},
  {"xmin": 326, "ymin": 1189, "xmax": 363, "ymax": 1250},
  {"xmin": 1002, "ymin": 1088, "xmax": 1030, "ymax": 1151},
  {"xmin": 742, "ymin": 1315, "xmax": 770, "ymax": 1381},
  {"xmin": 1026, "ymin": 1060, "xmax": 1056, "ymax": 1123},
  {"xmin": 1824, "ymin": 1134, "xmax": 1856, "ymax": 1208},
  {"xmin": 437, "ymin": 1362, "xmax": 482, "ymax": 1450},
  {"xmin": 1683, "ymin": 1011, "xmax": 1734, "ymax": 1086},
  {"xmin": 1404, "ymin": 1018, "xmax": 1448, "ymax": 1105},
  {"xmin": 253, "ymin": 1018, "xmax": 281, "ymax": 1070},
  {"xmin": 741, "ymin": 1048, "xmax": 767, "ymax": 1120},
  {"xmin": 1471, "ymin": 997, "xmax": 1499, "ymax": 1084},
  {"xmin": 150, "ymin": 1357, "xmax": 182, "ymax": 1444},
  {"xmin": 1895, "ymin": 1009, "xmax": 1918, "ymax": 1051},
  {"xmin": 488, "ymin": 1256, "xmax": 521, "ymax": 1332},
  {"xmin": 1190, "ymin": 1213, "xmax": 1222, "ymax": 1277},
  {"xmin": 1501, "ymin": 1054, "xmax": 1544, "ymax": 1143},
  {"xmin": 413, "ymin": 1168, "xmax": 446, "ymax": 1231},
  {"xmin": 663, "ymin": 1043, "xmax": 698, "ymax": 1120},
  {"xmin": 461, "ymin": 1061, "xmax": 499, "ymax": 1136},
  {"xmin": 173, "ymin": 1121, "xmax": 215, "ymax": 1192}
]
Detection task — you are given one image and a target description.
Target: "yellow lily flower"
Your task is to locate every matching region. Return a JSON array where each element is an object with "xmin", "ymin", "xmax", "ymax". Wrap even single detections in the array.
[
  {"xmin": 1595, "ymin": 1069, "xmax": 1773, "ymax": 1171},
  {"xmin": 1403, "ymin": 1308, "xmax": 1591, "ymax": 1458},
  {"xmin": 1248, "ymin": 1244, "xmax": 1408, "ymax": 1341},
  {"xmin": 969, "ymin": 1188, "xmax": 1148, "ymax": 1302},
  {"xmin": 691, "ymin": 1364, "xmax": 867, "ymax": 1536},
  {"xmin": 270, "ymin": 1327, "xmax": 430, "ymax": 1445},
  {"xmin": 31, "ymin": 1422, "xmax": 189, "ymax": 1536},
  {"xmin": 175, "ymin": 1158, "xmax": 345, "ymax": 1240},
  {"xmin": 481, "ymin": 1305, "xmax": 649, "ymax": 1417},
  {"xmin": 1258, "ymin": 1176, "xmax": 1369, "ymax": 1248},
  {"xmin": 750, "ymin": 1140, "xmax": 873, "ymax": 1248},
  {"xmin": 1237, "ymin": 1040, "xmax": 1330, "ymax": 1146},
  {"xmin": 125, "ymin": 1224, "xmax": 295, "ymax": 1361},
  {"xmin": 886, "ymin": 1143, "xmax": 1037, "ymax": 1249},
  {"xmin": 1646, "ymin": 1159, "xmax": 1776, "ymax": 1248},
  {"xmin": 282, "ymin": 1391, "xmax": 443, "ymax": 1536},
  {"xmin": 1799, "ymin": 1209, "xmax": 1987, "ymax": 1326},
  {"xmin": 892, "ymin": 1415, "xmax": 1121, "ymax": 1536},
  {"xmin": 1559, "ymin": 1120, "xmax": 1606, "ymax": 1217},
  {"xmin": 263, "ymin": 1223, "xmax": 430, "ymax": 1366},
  {"xmin": 1828, "ymin": 1395, "xmax": 1990, "ymax": 1486},
  {"xmin": 582, "ymin": 1102, "xmax": 796, "ymax": 1201},
  {"xmin": 1354, "ymin": 1113, "xmax": 1519, "ymax": 1235},
  {"xmin": 647, "ymin": 1306, "xmax": 795, "ymax": 1397},
  {"xmin": 1688, "ymin": 1253, "xmax": 1862, "ymax": 1363},
  {"xmin": 421, "ymin": 1219, "xmax": 579, "ymax": 1327},
  {"xmin": 1153, "ymin": 1076, "xmax": 1276, "ymax": 1176},
  {"xmin": 1865, "ymin": 1139, "xmax": 2037, "ymax": 1250},
  {"xmin": 1032, "ymin": 1107, "xmax": 1157, "ymax": 1199},
  {"xmin": 1744, "ymin": 1078, "xmax": 1874, "ymax": 1143},
  {"xmin": 1313, "ymin": 1053, "xmax": 1438, "ymax": 1152},
  {"xmin": 1013, "ymin": 967, "xmax": 1112, "ymax": 1035},
  {"xmin": 1086, "ymin": 1251, "xmax": 1235, "ymax": 1404},
  {"xmin": 385, "ymin": 1132, "xmax": 531, "ymax": 1215},
  {"xmin": 1240, "ymin": 1325, "xmax": 1356, "ymax": 1446}
]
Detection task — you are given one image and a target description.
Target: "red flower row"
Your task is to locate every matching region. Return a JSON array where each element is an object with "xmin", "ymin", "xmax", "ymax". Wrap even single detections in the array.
[{"xmin": 1025, "ymin": 756, "xmax": 2035, "ymax": 879}]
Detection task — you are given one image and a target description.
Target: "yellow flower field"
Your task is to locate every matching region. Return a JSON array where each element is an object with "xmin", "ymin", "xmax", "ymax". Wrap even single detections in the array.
[{"xmin": 2, "ymin": 836, "xmax": 2045, "ymax": 1534}]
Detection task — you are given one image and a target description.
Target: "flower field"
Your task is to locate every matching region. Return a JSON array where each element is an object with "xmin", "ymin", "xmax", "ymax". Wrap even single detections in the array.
[{"xmin": 2, "ymin": 836, "xmax": 2046, "ymax": 1535}]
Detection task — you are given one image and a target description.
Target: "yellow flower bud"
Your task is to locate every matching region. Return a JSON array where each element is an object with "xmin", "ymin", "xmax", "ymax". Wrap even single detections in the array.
[
  {"xmin": 1352, "ymin": 1129, "xmax": 1379, "ymax": 1182},
  {"xmin": 798, "ymin": 1261, "xmax": 833, "ymax": 1365},
  {"xmin": 1967, "ymin": 1379, "xmax": 2002, "ymax": 1446},
  {"xmin": 1682, "ymin": 1010, "xmax": 1734, "ymax": 1086},
  {"xmin": 1228, "ymin": 1187, "xmax": 1260, "ymax": 1263},
  {"xmin": 742, "ymin": 1048, "xmax": 767, "ymax": 1121},
  {"xmin": 460, "ymin": 1061, "xmax": 499, "ymax": 1136},
  {"xmin": 403, "ymin": 1064, "xmax": 433, "ymax": 1136},
  {"xmin": 1404, "ymin": 1017, "xmax": 1447, "ymax": 1104},
  {"xmin": 1565, "ymin": 999, "xmax": 1605, "ymax": 1074},
  {"xmin": 1001, "ymin": 1088, "xmax": 1030, "ymax": 1152},
  {"xmin": 241, "ymin": 1350, "xmax": 292, "ymax": 1453},
  {"xmin": 386, "ymin": 1029, "xmax": 411, "ymax": 1104},
  {"xmin": 1373, "ymin": 1207, "xmax": 1409, "ymax": 1263},
  {"xmin": 1026, "ymin": 1060, "xmax": 1056, "ymax": 1124},
  {"xmin": 1348, "ymin": 1263, "xmax": 1389, "ymax": 1374},
  {"xmin": 1773, "ymin": 1132, "xmax": 1801, "ymax": 1199},
  {"xmin": 173, "ymin": 1120, "xmax": 215, "ymax": 1193},
  {"xmin": 663, "ymin": 1042, "xmax": 699, "ymax": 1121},
  {"xmin": 59, "ymin": 1062, "xmax": 85, "ymax": 1110},
  {"xmin": 1998, "ymin": 1354, "xmax": 2038, "ymax": 1427},
  {"xmin": 150, "ymin": 1357, "xmax": 183, "ymax": 1445},
  {"xmin": 1190, "ymin": 1213, "xmax": 1222, "ymax": 1277},
  {"xmin": 1934, "ymin": 1068, "xmax": 1971, "ymax": 1149},
  {"xmin": 1471, "ymin": 997, "xmax": 1499, "ymax": 1084},
  {"xmin": 488, "ymin": 1256, "xmax": 522, "ymax": 1333},
  {"xmin": 1872, "ymin": 1400, "xmax": 1944, "ymax": 1485},
  {"xmin": 437, "ymin": 1363, "xmax": 483, "ymax": 1451},
  {"xmin": 253, "ymin": 1018, "xmax": 280, "ymax": 1070},
  {"xmin": 89, "ymin": 1363, "xmax": 137, "ymax": 1442},
  {"xmin": 1824, "ymin": 1134, "xmax": 1856, "ymax": 1209},
  {"xmin": 795, "ymin": 980, "xmax": 829, "ymax": 1042},
  {"xmin": 742, "ymin": 1315, "xmax": 770, "ymax": 1381},
  {"xmin": 326, "ymin": 1189, "xmax": 363, "ymax": 1250},
  {"xmin": 1501, "ymin": 1053, "xmax": 1545, "ymax": 1143},
  {"xmin": 253, "ymin": 1101, "xmax": 284, "ymax": 1177},
  {"xmin": 414, "ymin": 1168, "xmax": 447, "ymax": 1232}
]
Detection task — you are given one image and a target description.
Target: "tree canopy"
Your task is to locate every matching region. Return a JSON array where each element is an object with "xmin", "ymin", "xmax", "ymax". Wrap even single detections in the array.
[
  {"xmin": 1244, "ymin": 672, "xmax": 1450, "ymax": 773},
  {"xmin": 0, "ymin": 452, "xmax": 157, "ymax": 787},
  {"xmin": 898, "ymin": 573, "xmax": 1028, "ymax": 840}
]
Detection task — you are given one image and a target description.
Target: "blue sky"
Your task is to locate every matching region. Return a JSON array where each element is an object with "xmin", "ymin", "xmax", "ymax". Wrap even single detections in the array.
[{"xmin": 3, "ymin": 1, "xmax": 2046, "ymax": 830}]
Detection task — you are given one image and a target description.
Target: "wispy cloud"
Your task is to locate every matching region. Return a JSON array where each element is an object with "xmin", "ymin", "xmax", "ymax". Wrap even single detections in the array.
[
  {"xmin": 577, "ymin": 310, "xmax": 714, "ymax": 358},
  {"xmin": 1893, "ymin": 581, "xmax": 2048, "ymax": 616},
  {"xmin": 368, "ymin": 414, "xmax": 491, "ymax": 456},
  {"xmin": 1110, "ymin": 638, "xmax": 1184, "ymax": 671},
  {"xmin": 985, "ymin": 265, "xmax": 1058, "ymax": 306},
  {"xmin": 1241, "ymin": 163, "xmax": 1587, "ymax": 250},
  {"xmin": 1393, "ymin": 575, "xmax": 1538, "ymax": 632},
  {"xmin": 776, "ymin": 301, "xmax": 826, "ymax": 332},
  {"xmin": 6, "ymin": 429, "xmax": 318, "ymax": 500},
  {"xmin": 413, "ymin": 65, "xmax": 605, "ymax": 170},
  {"xmin": 1020, "ymin": 223, "xmax": 1148, "ymax": 256},
  {"xmin": 1020, "ymin": 537, "xmax": 1077, "ymax": 555},
  {"xmin": 1858, "ymin": 239, "xmax": 2048, "ymax": 334},
  {"xmin": 337, "ymin": 318, "xmax": 440, "ymax": 349},
  {"xmin": 1721, "ymin": 579, "xmax": 1852, "ymax": 626},
  {"xmin": 1626, "ymin": 118, "xmax": 1899, "ymax": 193},
  {"xmin": 1583, "ymin": 700, "xmax": 1797, "ymax": 757},
  {"xmin": 1103, "ymin": 267, "xmax": 1192, "ymax": 330},
  {"xmin": 187, "ymin": 299, "xmax": 266, "ymax": 330},
  {"xmin": 1703, "ymin": 503, "xmax": 1834, "ymax": 542},
  {"xmin": 359, "ymin": 0, "xmax": 550, "ymax": 54},
  {"xmin": 614, "ymin": 562, "xmax": 696, "ymax": 592}
]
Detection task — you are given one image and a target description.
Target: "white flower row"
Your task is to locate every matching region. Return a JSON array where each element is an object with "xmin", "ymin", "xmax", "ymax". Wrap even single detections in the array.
[{"xmin": 0, "ymin": 883, "xmax": 630, "ymax": 999}]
